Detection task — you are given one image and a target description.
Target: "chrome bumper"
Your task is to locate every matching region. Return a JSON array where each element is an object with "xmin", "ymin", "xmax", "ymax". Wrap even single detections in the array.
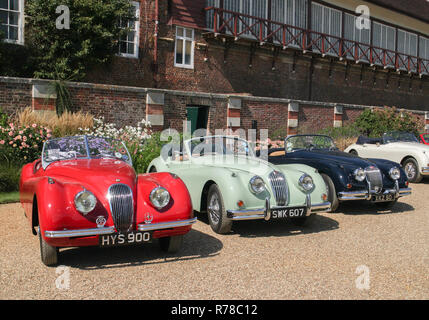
[
  {"xmin": 137, "ymin": 218, "xmax": 197, "ymax": 231},
  {"xmin": 338, "ymin": 187, "xmax": 412, "ymax": 201},
  {"xmin": 44, "ymin": 218, "xmax": 197, "ymax": 238},
  {"xmin": 226, "ymin": 197, "xmax": 331, "ymax": 221}
]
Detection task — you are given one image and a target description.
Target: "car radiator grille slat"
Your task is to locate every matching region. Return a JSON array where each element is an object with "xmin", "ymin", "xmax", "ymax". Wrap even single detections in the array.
[
  {"xmin": 268, "ymin": 171, "xmax": 288, "ymax": 206},
  {"xmin": 365, "ymin": 166, "xmax": 383, "ymax": 193},
  {"xmin": 108, "ymin": 184, "xmax": 134, "ymax": 233}
]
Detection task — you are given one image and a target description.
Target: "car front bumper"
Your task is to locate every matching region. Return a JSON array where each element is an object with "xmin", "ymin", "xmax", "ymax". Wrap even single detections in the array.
[
  {"xmin": 44, "ymin": 218, "xmax": 198, "ymax": 238},
  {"xmin": 338, "ymin": 185, "xmax": 412, "ymax": 201},
  {"xmin": 226, "ymin": 197, "xmax": 331, "ymax": 221}
]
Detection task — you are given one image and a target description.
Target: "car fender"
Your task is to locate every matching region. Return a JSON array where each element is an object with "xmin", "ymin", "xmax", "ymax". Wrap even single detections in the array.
[{"xmin": 136, "ymin": 172, "xmax": 193, "ymax": 225}]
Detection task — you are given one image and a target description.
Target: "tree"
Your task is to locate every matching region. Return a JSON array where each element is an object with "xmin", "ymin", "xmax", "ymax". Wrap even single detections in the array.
[{"xmin": 25, "ymin": 0, "xmax": 134, "ymax": 81}]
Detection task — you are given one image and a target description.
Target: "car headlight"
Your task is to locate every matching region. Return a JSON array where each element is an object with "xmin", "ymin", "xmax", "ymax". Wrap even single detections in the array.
[
  {"xmin": 249, "ymin": 176, "xmax": 266, "ymax": 194},
  {"xmin": 299, "ymin": 174, "xmax": 314, "ymax": 192},
  {"xmin": 74, "ymin": 190, "xmax": 97, "ymax": 215},
  {"xmin": 150, "ymin": 187, "xmax": 170, "ymax": 209},
  {"xmin": 389, "ymin": 167, "xmax": 401, "ymax": 180},
  {"xmin": 354, "ymin": 168, "xmax": 366, "ymax": 182}
]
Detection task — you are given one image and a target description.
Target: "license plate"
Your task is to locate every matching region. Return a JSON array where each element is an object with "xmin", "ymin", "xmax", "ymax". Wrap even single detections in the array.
[
  {"xmin": 371, "ymin": 193, "xmax": 395, "ymax": 202},
  {"xmin": 271, "ymin": 207, "xmax": 306, "ymax": 219},
  {"xmin": 99, "ymin": 231, "xmax": 152, "ymax": 247}
]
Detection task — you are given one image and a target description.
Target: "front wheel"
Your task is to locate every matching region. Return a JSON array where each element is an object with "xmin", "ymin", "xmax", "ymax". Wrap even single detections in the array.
[
  {"xmin": 207, "ymin": 184, "xmax": 232, "ymax": 234},
  {"xmin": 321, "ymin": 173, "xmax": 339, "ymax": 212},
  {"xmin": 402, "ymin": 158, "xmax": 422, "ymax": 183},
  {"xmin": 159, "ymin": 235, "xmax": 183, "ymax": 253},
  {"xmin": 39, "ymin": 228, "xmax": 58, "ymax": 266}
]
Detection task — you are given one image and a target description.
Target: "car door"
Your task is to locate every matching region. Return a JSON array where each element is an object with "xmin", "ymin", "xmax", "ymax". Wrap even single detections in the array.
[{"xmin": 356, "ymin": 143, "xmax": 380, "ymax": 158}]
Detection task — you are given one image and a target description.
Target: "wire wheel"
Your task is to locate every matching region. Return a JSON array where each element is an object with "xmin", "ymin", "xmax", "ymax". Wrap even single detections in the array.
[{"xmin": 206, "ymin": 184, "xmax": 232, "ymax": 234}]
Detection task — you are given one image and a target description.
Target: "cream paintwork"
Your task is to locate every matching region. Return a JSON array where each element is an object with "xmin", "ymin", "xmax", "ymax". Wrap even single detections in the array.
[{"xmin": 345, "ymin": 141, "xmax": 429, "ymax": 175}]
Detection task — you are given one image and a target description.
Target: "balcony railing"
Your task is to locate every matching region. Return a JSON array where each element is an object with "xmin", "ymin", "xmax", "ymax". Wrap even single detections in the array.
[{"xmin": 205, "ymin": 6, "xmax": 429, "ymax": 76}]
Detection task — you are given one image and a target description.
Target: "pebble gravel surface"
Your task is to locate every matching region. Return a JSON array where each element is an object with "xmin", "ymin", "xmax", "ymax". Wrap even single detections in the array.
[{"xmin": 0, "ymin": 183, "xmax": 428, "ymax": 300}]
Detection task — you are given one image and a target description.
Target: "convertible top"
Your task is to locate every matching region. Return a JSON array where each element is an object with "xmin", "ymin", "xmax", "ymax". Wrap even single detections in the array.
[{"xmin": 356, "ymin": 136, "xmax": 382, "ymax": 145}]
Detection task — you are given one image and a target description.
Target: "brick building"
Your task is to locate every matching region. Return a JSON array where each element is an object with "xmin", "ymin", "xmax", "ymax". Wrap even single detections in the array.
[{"xmin": 1, "ymin": 0, "xmax": 429, "ymax": 134}]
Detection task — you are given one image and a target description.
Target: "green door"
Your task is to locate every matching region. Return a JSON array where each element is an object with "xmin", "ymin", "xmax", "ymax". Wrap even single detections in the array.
[{"xmin": 186, "ymin": 106, "xmax": 208, "ymax": 133}]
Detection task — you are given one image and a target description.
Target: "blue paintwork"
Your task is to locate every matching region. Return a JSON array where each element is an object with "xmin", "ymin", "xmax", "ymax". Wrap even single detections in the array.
[{"xmin": 268, "ymin": 148, "xmax": 408, "ymax": 193}]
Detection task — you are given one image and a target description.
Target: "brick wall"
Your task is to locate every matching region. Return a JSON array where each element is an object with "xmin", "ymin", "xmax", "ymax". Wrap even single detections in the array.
[{"xmin": 0, "ymin": 76, "xmax": 426, "ymax": 137}]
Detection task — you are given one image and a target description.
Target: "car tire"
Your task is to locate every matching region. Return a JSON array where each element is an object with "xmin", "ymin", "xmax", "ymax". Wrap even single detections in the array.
[
  {"xmin": 207, "ymin": 184, "xmax": 232, "ymax": 234},
  {"xmin": 149, "ymin": 166, "xmax": 157, "ymax": 173},
  {"xmin": 159, "ymin": 235, "xmax": 183, "ymax": 253},
  {"xmin": 321, "ymin": 173, "xmax": 339, "ymax": 212},
  {"xmin": 402, "ymin": 158, "xmax": 422, "ymax": 183},
  {"xmin": 375, "ymin": 199, "xmax": 398, "ymax": 209},
  {"xmin": 38, "ymin": 228, "xmax": 58, "ymax": 266}
]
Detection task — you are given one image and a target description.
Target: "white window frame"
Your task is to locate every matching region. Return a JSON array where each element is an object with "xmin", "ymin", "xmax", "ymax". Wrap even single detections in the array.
[
  {"xmin": 174, "ymin": 26, "xmax": 195, "ymax": 69},
  {"xmin": 118, "ymin": 1, "xmax": 140, "ymax": 59},
  {"xmin": 0, "ymin": 0, "xmax": 25, "ymax": 45}
]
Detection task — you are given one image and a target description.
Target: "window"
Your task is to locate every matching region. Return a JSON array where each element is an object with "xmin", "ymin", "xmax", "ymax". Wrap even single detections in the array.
[
  {"xmin": 118, "ymin": 1, "xmax": 140, "ymax": 58},
  {"xmin": 175, "ymin": 26, "xmax": 194, "ymax": 69},
  {"xmin": 344, "ymin": 13, "xmax": 371, "ymax": 62},
  {"xmin": 0, "ymin": 0, "xmax": 24, "ymax": 44},
  {"xmin": 271, "ymin": 0, "xmax": 307, "ymax": 47},
  {"xmin": 419, "ymin": 37, "xmax": 429, "ymax": 74},
  {"xmin": 396, "ymin": 29, "xmax": 418, "ymax": 72},
  {"xmin": 372, "ymin": 21, "xmax": 396, "ymax": 68},
  {"xmin": 311, "ymin": 2, "xmax": 342, "ymax": 56}
]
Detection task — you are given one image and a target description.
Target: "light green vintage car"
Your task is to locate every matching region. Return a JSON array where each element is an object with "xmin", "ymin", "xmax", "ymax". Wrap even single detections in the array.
[{"xmin": 147, "ymin": 136, "xmax": 330, "ymax": 234}]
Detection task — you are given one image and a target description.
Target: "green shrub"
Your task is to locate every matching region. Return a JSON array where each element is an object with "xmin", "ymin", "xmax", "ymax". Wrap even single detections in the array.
[
  {"xmin": 354, "ymin": 107, "xmax": 423, "ymax": 137},
  {"xmin": 136, "ymin": 132, "xmax": 177, "ymax": 174},
  {"xmin": 318, "ymin": 124, "xmax": 361, "ymax": 140},
  {"xmin": 0, "ymin": 164, "xmax": 21, "ymax": 193}
]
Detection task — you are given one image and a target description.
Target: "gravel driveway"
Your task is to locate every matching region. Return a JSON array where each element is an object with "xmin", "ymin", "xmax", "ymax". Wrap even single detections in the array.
[{"xmin": 0, "ymin": 183, "xmax": 428, "ymax": 300}]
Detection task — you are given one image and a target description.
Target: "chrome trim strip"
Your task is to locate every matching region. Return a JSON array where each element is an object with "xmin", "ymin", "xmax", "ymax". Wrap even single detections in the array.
[
  {"xmin": 45, "ymin": 227, "xmax": 116, "ymax": 238},
  {"xmin": 227, "ymin": 201, "xmax": 331, "ymax": 221},
  {"xmin": 137, "ymin": 218, "xmax": 197, "ymax": 231},
  {"xmin": 338, "ymin": 187, "xmax": 412, "ymax": 201}
]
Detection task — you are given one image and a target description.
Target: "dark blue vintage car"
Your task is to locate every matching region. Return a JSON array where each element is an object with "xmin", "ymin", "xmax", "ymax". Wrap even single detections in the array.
[{"xmin": 268, "ymin": 135, "xmax": 412, "ymax": 211}]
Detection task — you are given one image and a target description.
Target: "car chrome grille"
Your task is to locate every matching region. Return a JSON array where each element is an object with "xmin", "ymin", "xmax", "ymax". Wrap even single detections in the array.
[
  {"xmin": 365, "ymin": 166, "xmax": 383, "ymax": 193},
  {"xmin": 107, "ymin": 184, "xmax": 134, "ymax": 233},
  {"xmin": 268, "ymin": 171, "xmax": 288, "ymax": 206}
]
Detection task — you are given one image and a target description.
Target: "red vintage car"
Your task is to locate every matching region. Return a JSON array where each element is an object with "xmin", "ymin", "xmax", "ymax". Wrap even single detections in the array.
[
  {"xmin": 20, "ymin": 135, "xmax": 196, "ymax": 266},
  {"xmin": 419, "ymin": 133, "xmax": 429, "ymax": 145}
]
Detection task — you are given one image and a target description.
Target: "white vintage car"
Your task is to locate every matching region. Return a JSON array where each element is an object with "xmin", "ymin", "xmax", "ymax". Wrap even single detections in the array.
[{"xmin": 344, "ymin": 131, "xmax": 429, "ymax": 183}]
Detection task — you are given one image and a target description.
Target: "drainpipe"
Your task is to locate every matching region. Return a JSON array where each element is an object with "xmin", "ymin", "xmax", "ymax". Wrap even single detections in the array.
[{"xmin": 153, "ymin": 0, "xmax": 159, "ymax": 88}]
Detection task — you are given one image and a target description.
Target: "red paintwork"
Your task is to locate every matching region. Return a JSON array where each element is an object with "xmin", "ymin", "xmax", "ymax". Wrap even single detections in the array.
[
  {"xmin": 419, "ymin": 134, "xmax": 429, "ymax": 145},
  {"xmin": 20, "ymin": 158, "xmax": 194, "ymax": 248}
]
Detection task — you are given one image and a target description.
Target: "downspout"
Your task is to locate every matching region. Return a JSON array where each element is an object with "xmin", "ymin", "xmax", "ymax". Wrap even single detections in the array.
[{"xmin": 153, "ymin": 0, "xmax": 159, "ymax": 88}]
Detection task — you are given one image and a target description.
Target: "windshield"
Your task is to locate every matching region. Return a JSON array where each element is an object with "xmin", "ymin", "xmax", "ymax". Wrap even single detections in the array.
[
  {"xmin": 186, "ymin": 136, "xmax": 254, "ymax": 158},
  {"xmin": 42, "ymin": 136, "xmax": 132, "ymax": 168},
  {"xmin": 285, "ymin": 135, "xmax": 337, "ymax": 152},
  {"xmin": 383, "ymin": 132, "xmax": 419, "ymax": 144}
]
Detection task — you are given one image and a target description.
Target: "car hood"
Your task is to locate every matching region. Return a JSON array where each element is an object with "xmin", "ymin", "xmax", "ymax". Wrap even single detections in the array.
[
  {"xmin": 291, "ymin": 149, "xmax": 375, "ymax": 167},
  {"xmin": 44, "ymin": 158, "xmax": 136, "ymax": 187}
]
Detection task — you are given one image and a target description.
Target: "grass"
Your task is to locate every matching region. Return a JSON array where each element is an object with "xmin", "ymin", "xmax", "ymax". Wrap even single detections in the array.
[
  {"xmin": 0, "ymin": 192, "xmax": 20, "ymax": 204},
  {"xmin": 14, "ymin": 107, "xmax": 94, "ymax": 137}
]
